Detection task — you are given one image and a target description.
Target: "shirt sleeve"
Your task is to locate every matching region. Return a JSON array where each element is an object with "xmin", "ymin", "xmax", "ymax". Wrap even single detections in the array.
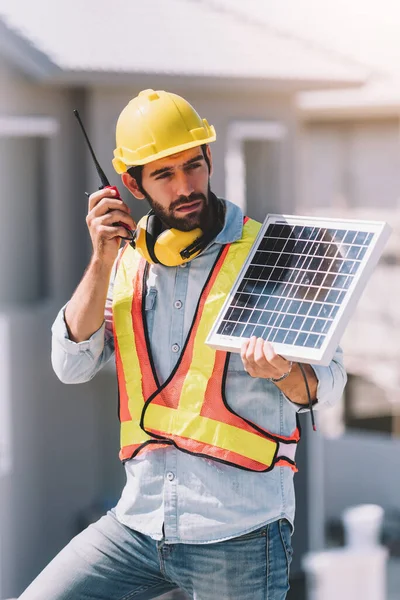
[
  {"xmin": 283, "ymin": 346, "xmax": 347, "ymax": 413},
  {"xmin": 51, "ymin": 265, "xmax": 116, "ymax": 384}
]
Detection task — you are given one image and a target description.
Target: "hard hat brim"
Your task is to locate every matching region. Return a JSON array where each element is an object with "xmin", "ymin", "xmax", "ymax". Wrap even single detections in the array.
[{"xmin": 112, "ymin": 132, "xmax": 216, "ymax": 174}]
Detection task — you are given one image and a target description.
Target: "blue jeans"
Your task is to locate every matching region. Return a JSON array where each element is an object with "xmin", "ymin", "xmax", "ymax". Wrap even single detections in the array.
[{"xmin": 19, "ymin": 510, "xmax": 293, "ymax": 600}]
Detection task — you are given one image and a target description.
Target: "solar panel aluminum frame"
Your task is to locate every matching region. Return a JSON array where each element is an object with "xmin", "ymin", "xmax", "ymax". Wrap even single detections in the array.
[{"xmin": 206, "ymin": 214, "xmax": 391, "ymax": 366}]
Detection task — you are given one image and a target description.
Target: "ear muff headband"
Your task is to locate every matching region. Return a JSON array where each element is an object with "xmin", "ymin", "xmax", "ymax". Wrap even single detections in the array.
[{"xmin": 144, "ymin": 213, "xmax": 163, "ymax": 264}]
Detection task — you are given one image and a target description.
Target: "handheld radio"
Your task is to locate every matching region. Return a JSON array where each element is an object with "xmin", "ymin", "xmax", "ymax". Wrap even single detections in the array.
[{"xmin": 73, "ymin": 109, "xmax": 135, "ymax": 241}]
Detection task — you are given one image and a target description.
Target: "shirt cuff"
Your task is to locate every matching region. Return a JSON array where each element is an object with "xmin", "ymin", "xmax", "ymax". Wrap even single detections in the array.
[{"xmin": 51, "ymin": 305, "xmax": 106, "ymax": 356}]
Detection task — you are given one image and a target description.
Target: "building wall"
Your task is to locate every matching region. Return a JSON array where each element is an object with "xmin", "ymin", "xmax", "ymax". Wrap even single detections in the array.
[{"xmin": 299, "ymin": 118, "xmax": 400, "ymax": 211}]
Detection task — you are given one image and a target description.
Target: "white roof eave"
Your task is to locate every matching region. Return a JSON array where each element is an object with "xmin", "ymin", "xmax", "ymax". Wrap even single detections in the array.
[
  {"xmin": 44, "ymin": 67, "xmax": 366, "ymax": 93},
  {"xmin": 0, "ymin": 11, "xmax": 367, "ymax": 93}
]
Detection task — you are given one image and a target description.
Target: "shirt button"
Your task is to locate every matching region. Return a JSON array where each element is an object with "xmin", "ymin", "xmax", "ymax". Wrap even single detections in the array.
[
  {"xmin": 172, "ymin": 343, "xmax": 180, "ymax": 353},
  {"xmin": 180, "ymin": 262, "xmax": 187, "ymax": 268},
  {"xmin": 166, "ymin": 472, "xmax": 175, "ymax": 481},
  {"xmin": 174, "ymin": 300, "xmax": 182, "ymax": 309}
]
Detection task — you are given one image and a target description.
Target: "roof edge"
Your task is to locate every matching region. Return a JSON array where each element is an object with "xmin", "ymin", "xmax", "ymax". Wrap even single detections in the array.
[
  {"xmin": 42, "ymin": 68, "xmax": 367, "ymax": 93},
  {"xmin": 0, "ymin": 18, "xmax": 60, "ymax": 80}
]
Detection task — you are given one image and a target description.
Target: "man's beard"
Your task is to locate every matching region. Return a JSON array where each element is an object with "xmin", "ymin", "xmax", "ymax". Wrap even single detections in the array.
[{"xmin": 144, "ymin": 183, "xmax": 214, "ymax": 232}]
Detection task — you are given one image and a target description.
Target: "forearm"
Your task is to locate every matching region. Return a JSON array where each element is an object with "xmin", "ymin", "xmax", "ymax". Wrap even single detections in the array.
[
  {"xmin": 65, "ymin": 257, "xmax": 113, "ymax": 342},
  {"xmin": 274, "ymin": 362, "xmax": 318, "ymax": 405}
]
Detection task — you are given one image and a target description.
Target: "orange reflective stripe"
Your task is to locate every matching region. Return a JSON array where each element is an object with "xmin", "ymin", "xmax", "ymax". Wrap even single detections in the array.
[{"xmin": 202, "ymin": 351, "xmax": 300, "ymax": 444}]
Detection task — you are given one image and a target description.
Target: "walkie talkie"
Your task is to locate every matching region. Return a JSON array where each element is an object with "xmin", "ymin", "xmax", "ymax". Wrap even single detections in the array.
[{"xmin": 73, "ymin": 109, "xmax": 135, "ymax": 241}]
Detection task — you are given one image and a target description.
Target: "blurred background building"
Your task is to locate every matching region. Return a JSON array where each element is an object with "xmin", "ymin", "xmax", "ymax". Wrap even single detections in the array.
[{"xmin": 0, "ymin": 1, "xmax": 399, "ymax": 599}]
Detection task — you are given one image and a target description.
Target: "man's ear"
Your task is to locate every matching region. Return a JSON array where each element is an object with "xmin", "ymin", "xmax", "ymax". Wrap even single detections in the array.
[
  {"xmin": 121, "ymin": 172, "xmax": 146, "ymax": 200},
  {"xmin": 205, "ymin": 145, "xmax": 213, "ymax": 177}
]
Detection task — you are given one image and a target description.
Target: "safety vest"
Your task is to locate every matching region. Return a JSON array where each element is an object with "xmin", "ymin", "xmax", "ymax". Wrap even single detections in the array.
[{"xmin": 112, "ymin": 219, "xmax": 300, "ymax": 472}]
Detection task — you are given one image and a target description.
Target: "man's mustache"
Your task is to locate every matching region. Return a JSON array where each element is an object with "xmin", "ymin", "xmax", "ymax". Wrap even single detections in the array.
[{"xmin": 170, "ymin": 193, "xmax": 207, "ymax": 211}]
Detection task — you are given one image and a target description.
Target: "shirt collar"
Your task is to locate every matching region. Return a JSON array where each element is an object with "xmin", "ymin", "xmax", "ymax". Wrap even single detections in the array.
[{"xmin": 213, "ymin": 199, "xmax": 244, "ymax": 245}]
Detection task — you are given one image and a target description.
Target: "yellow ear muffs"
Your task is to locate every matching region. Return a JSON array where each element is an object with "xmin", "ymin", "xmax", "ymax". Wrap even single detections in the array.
[
  {"xmin": 153, "ymin": 228, "xmax": 203, "ymax": 266},
  {"xmin": 133, "ymin": 213, "xmax": 204, "ymax": 267}
]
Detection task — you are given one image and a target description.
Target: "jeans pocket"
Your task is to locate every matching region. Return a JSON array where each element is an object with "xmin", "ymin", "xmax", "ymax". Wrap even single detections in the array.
[{"xmin": 230, "ymin": 525, "xmax": 267, "ymax": 543}]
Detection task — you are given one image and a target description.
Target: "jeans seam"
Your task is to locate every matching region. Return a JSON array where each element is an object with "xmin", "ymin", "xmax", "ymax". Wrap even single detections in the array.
[
  {"xmin": 157, "ymin": 543, "xmax": 170, "ymax": 580},
  {"xmin": 119, "ymin": 580, "xmax": 172, "ymax": 600},
  {"xmin": 278, "ymin": 519, "xmax": 291, "ymax": 587}
]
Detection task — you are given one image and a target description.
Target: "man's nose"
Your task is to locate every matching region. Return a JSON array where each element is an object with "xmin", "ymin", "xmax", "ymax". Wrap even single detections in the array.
[{"xmin": 175, "ymin": 170, "xmax": 194, "ymax": 197}]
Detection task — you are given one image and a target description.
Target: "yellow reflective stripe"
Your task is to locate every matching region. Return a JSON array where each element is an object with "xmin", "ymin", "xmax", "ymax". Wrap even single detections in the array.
[
  {"xmin": 120, "ymin": 419, "xmax": 152, "ymax": 447},
  {"xmin": 145, "ymin": 404, "xmax": 277, "ymax": 466},
  {"xmin": 179, "ymin": 219, "xmax": 261, "ymax": 412},
  {"xmin": 113, "ymin": 246, "xmax": 152, "ymax": 446}
]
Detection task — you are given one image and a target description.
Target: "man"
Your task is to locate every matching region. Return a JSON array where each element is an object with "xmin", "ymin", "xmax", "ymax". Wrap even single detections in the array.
[{"xmin": 20, "ymin": 89, "xmax": 346, "ymax": 599}]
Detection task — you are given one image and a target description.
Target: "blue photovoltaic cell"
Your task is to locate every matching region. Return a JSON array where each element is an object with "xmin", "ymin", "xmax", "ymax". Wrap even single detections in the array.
[{"xmin": 216, "ymin": 222, "xmax": 374, "ymax": 349}]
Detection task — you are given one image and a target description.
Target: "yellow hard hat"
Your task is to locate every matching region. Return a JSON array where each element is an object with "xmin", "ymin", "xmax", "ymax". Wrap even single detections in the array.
[{"xmin": 112, "ymin": 89, "xmax": 216, "ymax": 174}]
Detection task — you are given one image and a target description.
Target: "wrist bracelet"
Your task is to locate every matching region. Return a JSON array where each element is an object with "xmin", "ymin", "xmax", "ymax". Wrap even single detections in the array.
[{"xmin": 269, "ymin": 361, "xmax": 293, "ymax": 383}]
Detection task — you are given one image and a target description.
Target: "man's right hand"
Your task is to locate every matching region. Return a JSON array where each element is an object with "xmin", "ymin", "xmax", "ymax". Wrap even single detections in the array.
[{"xmin": 86, "ymin": 187, "xmax": 137, "ymax": 265}]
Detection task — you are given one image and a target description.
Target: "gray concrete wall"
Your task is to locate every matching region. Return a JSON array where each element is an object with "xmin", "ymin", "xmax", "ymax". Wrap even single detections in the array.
[
  {"xmin": 323, "ymin": 432, "xmax": 400, "ymax": 521},
  {"xmin": 0, "ymin": 307, "xmax": 124, "ymax": 598}
]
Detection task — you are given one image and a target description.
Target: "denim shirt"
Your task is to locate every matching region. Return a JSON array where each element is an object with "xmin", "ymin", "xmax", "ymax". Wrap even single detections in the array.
[{"xmin": 51, "ymin": 199, "xmax": 347, "ymax": 544}]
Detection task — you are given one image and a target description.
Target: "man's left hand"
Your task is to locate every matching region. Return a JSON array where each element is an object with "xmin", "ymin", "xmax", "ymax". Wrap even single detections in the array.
[{"xmin": 240, "ymin": 336, "xmax": 292, "ymax": 380}]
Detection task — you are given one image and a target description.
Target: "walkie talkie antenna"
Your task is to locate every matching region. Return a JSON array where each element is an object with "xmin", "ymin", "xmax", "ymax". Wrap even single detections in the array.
[{"xmin": 73, "ymin": 109, "xmax": 110, "ymax": 188}]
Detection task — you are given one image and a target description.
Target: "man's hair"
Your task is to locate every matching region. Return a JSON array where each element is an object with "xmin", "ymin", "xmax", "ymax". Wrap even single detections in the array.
[{"xmin": 127, "ymin": 144, "xmax": 211, "ymax": 196}]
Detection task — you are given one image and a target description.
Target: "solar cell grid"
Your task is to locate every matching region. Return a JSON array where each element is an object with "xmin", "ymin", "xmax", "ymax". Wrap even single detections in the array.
[
  {"xmin": 216, "ymin": 223, "xmax": 373, "ymax": 350},
  {"xmin": 207, "ymin": 214, "xmax": 390, "ymax": 365}
]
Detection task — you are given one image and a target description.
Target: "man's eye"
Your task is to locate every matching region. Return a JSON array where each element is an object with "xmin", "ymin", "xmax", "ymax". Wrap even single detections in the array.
[
  {"xmin": 187, "ymin": 163, "xmax": 201, "ymax": 171},
  {"xmin": 156, "ymin": 172, "xmax": 172, "ymax": 180}
]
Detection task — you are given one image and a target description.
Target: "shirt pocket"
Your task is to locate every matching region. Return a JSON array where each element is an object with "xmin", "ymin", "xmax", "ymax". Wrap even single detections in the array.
[{"xmin": 144, "ymin": 287, "xmax": 157, "ymax": 339}]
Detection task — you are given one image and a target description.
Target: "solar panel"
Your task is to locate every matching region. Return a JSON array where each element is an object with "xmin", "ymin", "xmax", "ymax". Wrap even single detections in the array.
[{"xmin": 206, "ymin": 214, "xmax": 391, "ymax": 366}]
